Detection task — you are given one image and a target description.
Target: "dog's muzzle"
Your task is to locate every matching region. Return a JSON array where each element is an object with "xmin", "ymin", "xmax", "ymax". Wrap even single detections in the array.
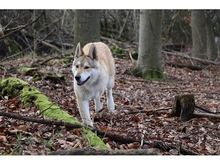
[{"xmin": 75, "ymin": 75, "xmax": 90, "ymax": 86}]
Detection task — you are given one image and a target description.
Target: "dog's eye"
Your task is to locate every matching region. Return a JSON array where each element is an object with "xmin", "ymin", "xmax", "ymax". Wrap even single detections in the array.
[
  {"xmin": 84, "ymin": 66, "xmax": 90, "ymax": 69},
  {"xmin": 76, "ymin": 65, "xmax": 79, "ymax": 68}
]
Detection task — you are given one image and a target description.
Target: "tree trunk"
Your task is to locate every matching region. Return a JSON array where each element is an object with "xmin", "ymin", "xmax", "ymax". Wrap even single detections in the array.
[
  {"xmin": 191, "ymin": 10, "xmax": 217, "ymax": 61},
  {"xmin": 206, "ymin": 11, "xmax": 218, "ymax": 60},
  {"xmin": 74, "ymin": 10, "xmax": 100, "ymax": 47},
  {"xmin": 32, "ymin": 10, "xmax": 37, "ymax": 58},
  {"xmin": 134, "ymin": 10, "xmax": 163, "ymax": 80},
  {"xmin": 191, "ymin": 10, "xmax": 207, "ymax": 60}
]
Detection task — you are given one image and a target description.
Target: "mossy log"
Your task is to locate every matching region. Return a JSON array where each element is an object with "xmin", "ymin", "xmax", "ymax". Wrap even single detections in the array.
[
  {"xmin": 172, "ymin": 94, "xmax": 195, "ymax": 121},
  {"xmin": 0, "ymin": 77, "xmax": 108, "ymax": 150}
]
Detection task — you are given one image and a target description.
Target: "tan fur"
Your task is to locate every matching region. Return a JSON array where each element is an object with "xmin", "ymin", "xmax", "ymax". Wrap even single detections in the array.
[{"xmin": 82, "ymin": 42, "xmax": 115, "ymax": 77}]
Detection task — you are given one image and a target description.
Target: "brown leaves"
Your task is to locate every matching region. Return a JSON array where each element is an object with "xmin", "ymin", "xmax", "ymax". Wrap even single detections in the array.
[{"xmin": 1, "ymin": 51, "xmax": 220, "ymax": 155}]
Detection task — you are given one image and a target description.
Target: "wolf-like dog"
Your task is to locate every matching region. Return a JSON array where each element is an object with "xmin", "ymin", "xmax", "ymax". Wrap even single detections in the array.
[{"xmin": 72, "ymin": 42, "xmax": 115, "ymax": 127}]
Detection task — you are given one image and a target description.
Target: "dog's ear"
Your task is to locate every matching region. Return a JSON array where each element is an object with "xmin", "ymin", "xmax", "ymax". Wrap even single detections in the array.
[
  {"xmin": 75, "ymin": 42, "xmax": 83, "ymax": 58},
  {"xmin": 89, "ymin": 44, "xmax": 97, "ymax": 60}
]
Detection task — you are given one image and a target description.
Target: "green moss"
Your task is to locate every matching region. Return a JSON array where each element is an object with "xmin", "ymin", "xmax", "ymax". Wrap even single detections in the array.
[
  {"xmin": 83, "ymin": 129, "xmax": 108, "ymax": 150},
  {"xmin": 133, "ymin": 66, "xmax": 142, "ymax": 77},
  {"xmin": 59, "ymin": 57, "xmax": 73, "ymax": 63},
  {"xmin": 0, "ymin": 77, "xmax": 29, "ymax": 97},
  {"xmin": 112, "ymin": 46, "xmax": 126, "ymax": 59},
  {"xmin": 20, "ymin": 67, "xmax": 37, "ymax": 76},
  {"xmin": 0, "ymin": 77, "xmax": 108, "ymax": 149},
  {"xmin": 143, "ymin": 70, "xmax": 165, "ymax": 81},
  {"xmin": 21, "ymin": 85, "xmax": 80, "ymax": 124},
  {"xmin": 113, "ymin": 46, "xmax": 122, "ymax": 54},
  {"xmin": 32, "ymin": 74, "xmax": 42, "ymax": 81}
]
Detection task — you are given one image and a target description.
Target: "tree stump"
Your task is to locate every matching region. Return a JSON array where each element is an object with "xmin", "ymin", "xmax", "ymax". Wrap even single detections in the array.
[{"xmin": 172, "ymin": 94, "xmax": 195, "ymax": 121}]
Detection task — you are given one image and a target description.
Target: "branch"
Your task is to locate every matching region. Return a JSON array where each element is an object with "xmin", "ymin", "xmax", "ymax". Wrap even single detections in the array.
[
  {"xmin": 193, "ymin": 112, "xmax": 220, "ymax": 120},
  {"xmin": 0, "ymin": 11, "xmax": 45, "ymax": 40},
  {"xmin": 162, "ymin": 50, "xmax": 220, "ymax": 65},
  {"xmin": 0, "ymin": 110, "xmax": 82, "ymax": 129},
  {"xmin": 0, "ymin": 29, "xmax": 55, "ymax": 62},
  {"xmin": 37, "ymin": 39, "xmax": 63, "ymax": 53}
]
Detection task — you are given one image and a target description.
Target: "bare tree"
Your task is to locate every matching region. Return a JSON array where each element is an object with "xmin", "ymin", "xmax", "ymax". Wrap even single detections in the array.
[
  {"xmin": 134, "ymin": 10, "xmax": 164, "ymax": 80},
  {"xmin": 191, "ymin": 10, "xmax": 217, "ymax": 61}
]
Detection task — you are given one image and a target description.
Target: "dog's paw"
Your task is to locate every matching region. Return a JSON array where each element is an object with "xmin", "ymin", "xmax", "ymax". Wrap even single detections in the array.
[{"xmin": 83, "ymin": 120, "xmax": 93, "ymax": 128}]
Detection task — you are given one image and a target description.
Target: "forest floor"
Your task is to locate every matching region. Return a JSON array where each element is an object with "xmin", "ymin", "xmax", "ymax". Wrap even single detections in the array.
[{"xmin": 0, "ymin": 48, "xmax": 220, "ymax": 155}]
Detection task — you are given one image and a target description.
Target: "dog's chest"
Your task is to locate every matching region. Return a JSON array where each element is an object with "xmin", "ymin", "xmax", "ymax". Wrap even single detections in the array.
[{"xmin": 75, "ymin": 82, "xmax": 105, "ymax": 100}]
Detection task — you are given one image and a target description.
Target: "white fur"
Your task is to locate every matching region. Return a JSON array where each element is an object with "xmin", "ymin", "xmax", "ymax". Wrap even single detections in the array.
[{"xmin": 72, "ymin": 42, "xmax": 115, "ymax": 127}]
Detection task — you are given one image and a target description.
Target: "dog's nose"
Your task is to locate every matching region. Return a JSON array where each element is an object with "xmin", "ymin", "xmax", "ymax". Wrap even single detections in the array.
[{"xmin": 75, "ymin": 75, "xmax": 81, "ymax": 81}]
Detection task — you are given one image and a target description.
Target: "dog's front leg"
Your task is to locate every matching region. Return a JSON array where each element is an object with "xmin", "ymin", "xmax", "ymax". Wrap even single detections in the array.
[
  {"xmin": 77, "ymin": 99, "xmax": 93, "ymax": 127},
  {"xmin": 94, "ymin": 96, "xmax": 103, "ymax": 119}
]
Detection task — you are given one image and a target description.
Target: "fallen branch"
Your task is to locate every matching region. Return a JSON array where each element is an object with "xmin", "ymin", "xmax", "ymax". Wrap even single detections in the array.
[
  {"xmin": 165, "ymin": 62, "xmax": 203, "ymax": 70},
  {"xmin": 51, "ymin": 147, "xmax": 161, "ymax": 155},
  {"xmin": 163, "ymin": 50, "xmax": 220, "ymax": 65},
  {"xmin": 37, "ymin": 39, "xmax": 62, "ymax": 53},
  {"xmin": 193, "ymin": 112, "xmax": 220, "ymax": 120},
  {"xmin": 0, "ymin": 110, "xmax": 83, "ymax": 129},
  {"xmin": 125, "ymin": 107, "xmax": 172, "ymax": 114}
]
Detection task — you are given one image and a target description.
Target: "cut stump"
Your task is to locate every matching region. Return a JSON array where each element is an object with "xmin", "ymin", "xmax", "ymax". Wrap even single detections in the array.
[{"xmin": 172, "ymin": 94, "xmax": 195, "ymax": 121}]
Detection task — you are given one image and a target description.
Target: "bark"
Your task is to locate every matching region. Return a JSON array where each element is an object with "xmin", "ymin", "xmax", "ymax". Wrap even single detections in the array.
[
  {"xmin": 135, "ymin": 10, "xmax": 163, "ymax": 80},
  {"xmin": 74, "ymin": 10, "xmax": 100, "ymax": 47},
  {"xmin": 172, "ymin": 94, "xmax": 195, "ymax": 121}
]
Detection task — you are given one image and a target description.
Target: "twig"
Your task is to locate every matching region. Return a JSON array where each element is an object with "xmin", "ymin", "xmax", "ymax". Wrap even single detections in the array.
[
  {"xmin": 125, "ymin": 107, "xmax": 172, "ymax": 114},
  {"xmin": 195, "ymin": 105, "xmax": 218, "ymax": 114}
]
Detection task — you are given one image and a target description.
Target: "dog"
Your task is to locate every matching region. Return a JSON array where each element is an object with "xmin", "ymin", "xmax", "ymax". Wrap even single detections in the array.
[{"xmin": 72, "ymin": 42, "xmax": 115, "ymax": 127}]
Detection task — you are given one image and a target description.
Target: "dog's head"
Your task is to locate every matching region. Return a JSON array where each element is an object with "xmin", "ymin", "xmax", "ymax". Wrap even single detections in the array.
[{"xmin": 72, "ymin": 42, "xmax": 99, "ymax": 86}]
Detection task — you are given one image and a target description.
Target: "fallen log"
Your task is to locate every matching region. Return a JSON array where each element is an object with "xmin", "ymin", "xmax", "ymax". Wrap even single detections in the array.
[{"xmin": 51, "ymin": 148, "xmax": 161, "ymax": 155}]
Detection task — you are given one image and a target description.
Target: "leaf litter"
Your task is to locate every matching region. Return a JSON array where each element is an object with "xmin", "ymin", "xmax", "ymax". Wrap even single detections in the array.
[{"xmin": 0, "ymin": 52, "xmax": 220, "ymax": 155}]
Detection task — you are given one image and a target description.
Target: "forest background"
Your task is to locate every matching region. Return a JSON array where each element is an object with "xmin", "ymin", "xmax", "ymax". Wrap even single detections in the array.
[{"xmin": 0, "ymin": 1, "xmax": 220, "ymax": 163}]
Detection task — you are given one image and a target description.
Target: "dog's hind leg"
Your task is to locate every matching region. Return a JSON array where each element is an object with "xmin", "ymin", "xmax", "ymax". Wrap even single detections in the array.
[
  {"xmin": 77, "ymin": 99, "xmax": 93, "ymax": 127},
  {"xmin": 106, "ymin": 88, "xmax": 115, "ymax": 112}
]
